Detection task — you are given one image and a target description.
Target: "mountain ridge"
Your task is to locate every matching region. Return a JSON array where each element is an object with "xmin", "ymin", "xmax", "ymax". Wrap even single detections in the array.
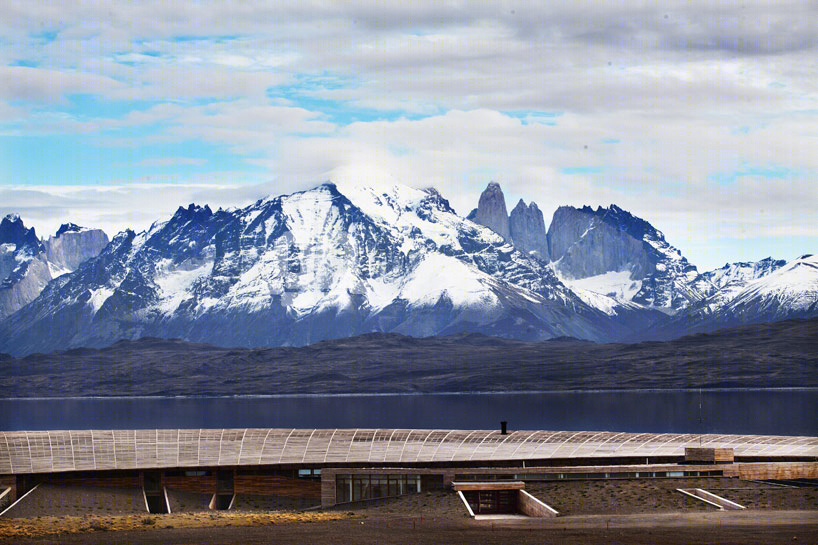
[
  {"xmin": 0, "ymin": 181, "xmax": 634, "ymax": 356},
  {"xmin": 0, "ymin": 180, "xmax": 814, "ymax": 356},
  {"xmin": 1, "ymin": 317, "xmax": 815, "ymax": 397}
]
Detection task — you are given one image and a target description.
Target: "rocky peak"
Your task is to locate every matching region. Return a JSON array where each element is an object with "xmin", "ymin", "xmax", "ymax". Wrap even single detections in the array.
[
  {"xmin": 548, "ymin": 204, "xmax": 705, "ymax": 311},
  {"xmin": 45, "ymin": 224, "xmax": 110, "ymax": 275},
  {"xmin": 469, "ymin": 182, "xmax": 511, "ymax": 242},
  {"xmin": 55, "ymin": 223, "xmax": 83, "ymax": 238},
  {"xmin": 420, "ymin": 187, "xmax": 456, "ymax": 215},
  {"xmin": 595, "ymin": 204, "xmax": 662, "ymax": 243},
  {"xmin": 509, "ymin": 199, "xmax": 549, "ymax": 261},
  {"xmin": 0, "ymin": 215, "xmax": 49, "ymax": 320},
  {"xmin": 0, "ymin": 214, "xmax": 42, "ymax": 253},
  {"xmin": 703, "ymin": 257, "xmax": 787, "ymax": 291},
  {"xmin": 173, "ymin": 203, "xmax": 214, "ymax": 223}
]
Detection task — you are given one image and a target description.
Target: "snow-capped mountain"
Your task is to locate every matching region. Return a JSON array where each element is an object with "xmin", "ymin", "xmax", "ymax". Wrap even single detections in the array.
[
  {"xmin": 547, "ymin": 204, "xmax": 710, "ymax": 313},
  {"xmin": 684, "ymin": 257, "xmax": 787, "ymax": 315},
  {"xmin": 0, "ymin": 181, "xmax": 650, "ymax": 356},
  {"xmin": 464, "ymin": 183, "xmax": 711, "ymax": 314},
  {"xmin": 722, "ymin": 254, "xmax": 818, "ymax": 321},
  {"xmin": 463, "ymin": 183, "xmax": 806, "ymax": 326},
  {"xmin": 702, "ymin": 257, "xmax": 786, "ymax": 291},
  {"xmin": 0, "ymin": 181, "xmax": 814, "ymax": 356},
  {"xmin": 646, "ymin": 254, "xmax": 818, "ymax": 339},
  {"xmin": 0, "ymin": 216, "xmax": 109, "ymax": 320}
]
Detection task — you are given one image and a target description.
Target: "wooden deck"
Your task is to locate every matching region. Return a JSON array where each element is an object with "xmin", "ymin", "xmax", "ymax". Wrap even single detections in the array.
[{"xmin": 2, "ymin": 429, "xmax": 817, "ymax": 475}]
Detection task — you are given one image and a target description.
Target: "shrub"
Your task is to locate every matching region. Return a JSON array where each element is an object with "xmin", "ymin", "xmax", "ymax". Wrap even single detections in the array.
[{"xmin": 90, "ymin": 521, "xmax": 109, "ymax": 531}]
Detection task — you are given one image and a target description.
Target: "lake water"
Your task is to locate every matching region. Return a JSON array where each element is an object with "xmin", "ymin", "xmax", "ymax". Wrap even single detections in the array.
[{"xmin": 1, "ymin": 390, "xmax": 816, "ymax": 435}]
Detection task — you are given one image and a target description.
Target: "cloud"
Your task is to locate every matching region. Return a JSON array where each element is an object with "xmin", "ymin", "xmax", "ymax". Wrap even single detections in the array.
[
  {"xmin": 256, "ymin": 108, "xmax": 818, "ymax": 259},
  {"xmin": 1, "ymin": 1, "xmax": 815, "ymax": 271},
  {"xmin": 0, "ymin": 66, "xmax": 124, "ymax": 103},
  {"xmin": 107, "ymin": 66, "xmax": 290, "ymax": 101},
  {"xmin": 0, "ymin": 180, "xmax": 276, "ymax": 240},
  {"xmin": 0, "ymin": 100, "xmax": 25, "ymax": 121}
]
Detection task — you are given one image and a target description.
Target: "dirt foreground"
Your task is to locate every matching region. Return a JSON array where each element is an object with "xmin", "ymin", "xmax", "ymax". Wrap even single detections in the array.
[{"xmin": 2, "ymin": 510, "xmax": 817, "ymax": 545}]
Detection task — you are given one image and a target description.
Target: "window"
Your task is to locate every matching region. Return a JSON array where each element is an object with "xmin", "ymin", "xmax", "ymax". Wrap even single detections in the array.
[
  {"xmin": 298, "ymin": 468, "xmax": 322, "ymax": 479},
  {"xmin": 335, "ymin": 474, "xmax": 422, "ymax": 503}
]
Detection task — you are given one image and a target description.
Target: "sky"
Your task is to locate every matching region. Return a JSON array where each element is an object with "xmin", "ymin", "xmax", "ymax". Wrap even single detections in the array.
[{"xmin": 0, "ymin": 0, "xmax": 816, "ymax": 272}]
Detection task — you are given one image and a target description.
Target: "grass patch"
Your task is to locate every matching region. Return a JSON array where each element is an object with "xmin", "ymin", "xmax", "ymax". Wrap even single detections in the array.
[{"xmin": 0, "ymin": 511, "xmax": 360, "ymax": 539}]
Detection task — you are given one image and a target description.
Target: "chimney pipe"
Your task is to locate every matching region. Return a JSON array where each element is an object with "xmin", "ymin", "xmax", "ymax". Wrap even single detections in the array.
[{"xmin": 501, "ymin": 421, "xmax": 508, "ymax": 435}]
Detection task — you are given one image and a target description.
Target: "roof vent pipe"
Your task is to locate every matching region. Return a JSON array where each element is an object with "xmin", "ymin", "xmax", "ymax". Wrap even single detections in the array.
[{"xmin": 501, "ymin": 421, "xmax": 508, "ymax": 435}]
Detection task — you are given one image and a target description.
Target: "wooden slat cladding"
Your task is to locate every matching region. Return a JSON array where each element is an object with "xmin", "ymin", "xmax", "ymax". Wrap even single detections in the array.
[
  {"xmin": 727, "ymin": 462, "xmax": 818, "ymax": 480},
  {"xmin": 2, "ymin": 429, "xmax": 817, "ymax": 474},
  {"xmin": 685, "ymin": 448, "xmax": 734, "ymax": 463},
  {"xmin": 164, "ymin": 474, "xmax": 218, "ymax": 494},
  {"xmin": 234, "ymin": 474, "xmax": 320, "ymax": 498}
]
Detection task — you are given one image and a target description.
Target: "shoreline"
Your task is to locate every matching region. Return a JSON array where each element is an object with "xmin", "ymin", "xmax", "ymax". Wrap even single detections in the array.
[{"xmin": 4, "ymin": 386, "xmax": 818, "ymax": 401}]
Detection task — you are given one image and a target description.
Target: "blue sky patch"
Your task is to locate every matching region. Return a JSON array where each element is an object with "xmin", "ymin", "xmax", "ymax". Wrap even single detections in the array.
[
  {"xmin": 31, "ymin": 30, "xmax": 59, "ymax": 42},
  {"xmin": 710, "ymin": 164, "xmax": 803, "ymax": 183},
  {"xmin": 0, "ymin": 135, "xmax": 266, "ymax": 186}
]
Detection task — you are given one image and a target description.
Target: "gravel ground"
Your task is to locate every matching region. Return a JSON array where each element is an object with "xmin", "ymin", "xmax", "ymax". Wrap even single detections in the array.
[
  {"xmin": 716, "ymin": 486, "xmax": 818, "ymax": 510},
  {"xmin": 4, "ymin": 477, "xmax": 814, "ymax": 521},
  {"xmin": 231, "ymin": 493, "xmax": 320, "ymax": 512},
  {"xmin": 526, "ymin": 477, "xmax": 732, "ymax": 515},
  {"xmin": 349, "ymin": 490, "xmax": 468, "ymax": 517},
  {"xmin": 3, "ymin": 511, "xmax": 817, "ymax": 545},
  {"xmin": 166, "ymin": 489, "xmax": 211, "ymax": 513},
  {"xmin": 2, "ymin": 484, "xmax": 146, "ymax": 518}
]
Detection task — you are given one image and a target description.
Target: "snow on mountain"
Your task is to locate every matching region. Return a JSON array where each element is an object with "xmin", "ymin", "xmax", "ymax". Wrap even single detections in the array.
[
  {"xmin": 1, "ymin": 180, "xmax": 812, "ymax": 356},
  {"xmin": 680, "ymin": 257, "xmax": 787, "ymax": 316},
  {"xmin": 722, "ymin": 254, "xmax": 818, "ymax": 319},
  {"xmin": 547, "ymin": 204, "xmax": 709, "ymax": 313},
  {"xmin": 642, "ymin": 254, "xmax": 818, "ymax": 340},
  {"xmin": 559, "ymin": 270, "xmax": 643, "ymax": 303},
  {"xmin": 1, "ymin": 180, "xmax": 639, "ymax": 356},
  {"xmin": 702, "ymin": 257, "xmax": 786, "ymax": 291}
]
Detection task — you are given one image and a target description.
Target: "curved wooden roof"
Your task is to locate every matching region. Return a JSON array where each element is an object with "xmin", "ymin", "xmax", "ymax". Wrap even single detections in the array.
[{"xmin": 2, "ymin": 428, "xmax": 816, "ymax": 474}]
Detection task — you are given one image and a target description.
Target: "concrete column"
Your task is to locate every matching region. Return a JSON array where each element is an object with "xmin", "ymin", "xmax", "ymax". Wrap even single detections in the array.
[{"xmin": 320, "ymin": 469, "xmax": 337, "ymax": 508}]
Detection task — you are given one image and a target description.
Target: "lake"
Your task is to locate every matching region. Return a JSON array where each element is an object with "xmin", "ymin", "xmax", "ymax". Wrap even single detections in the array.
[{"xmin": 1, "ymin": 389, "xmax": 816, "ymax": 435}]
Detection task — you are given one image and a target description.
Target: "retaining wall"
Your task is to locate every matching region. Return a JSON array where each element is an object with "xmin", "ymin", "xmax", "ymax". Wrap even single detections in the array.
[{"xmin": 517, "ymin": 490, "xmax": 558, "ymax": 517}]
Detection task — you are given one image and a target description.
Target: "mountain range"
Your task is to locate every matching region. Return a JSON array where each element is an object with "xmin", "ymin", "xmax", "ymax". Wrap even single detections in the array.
[
  {"xmin": 0, "ymin": 180, "xmax": 815, "ymax": 356},
  {"xmin": 2, "ymin": 318, "xmax": 815, "ymax": 397}
]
